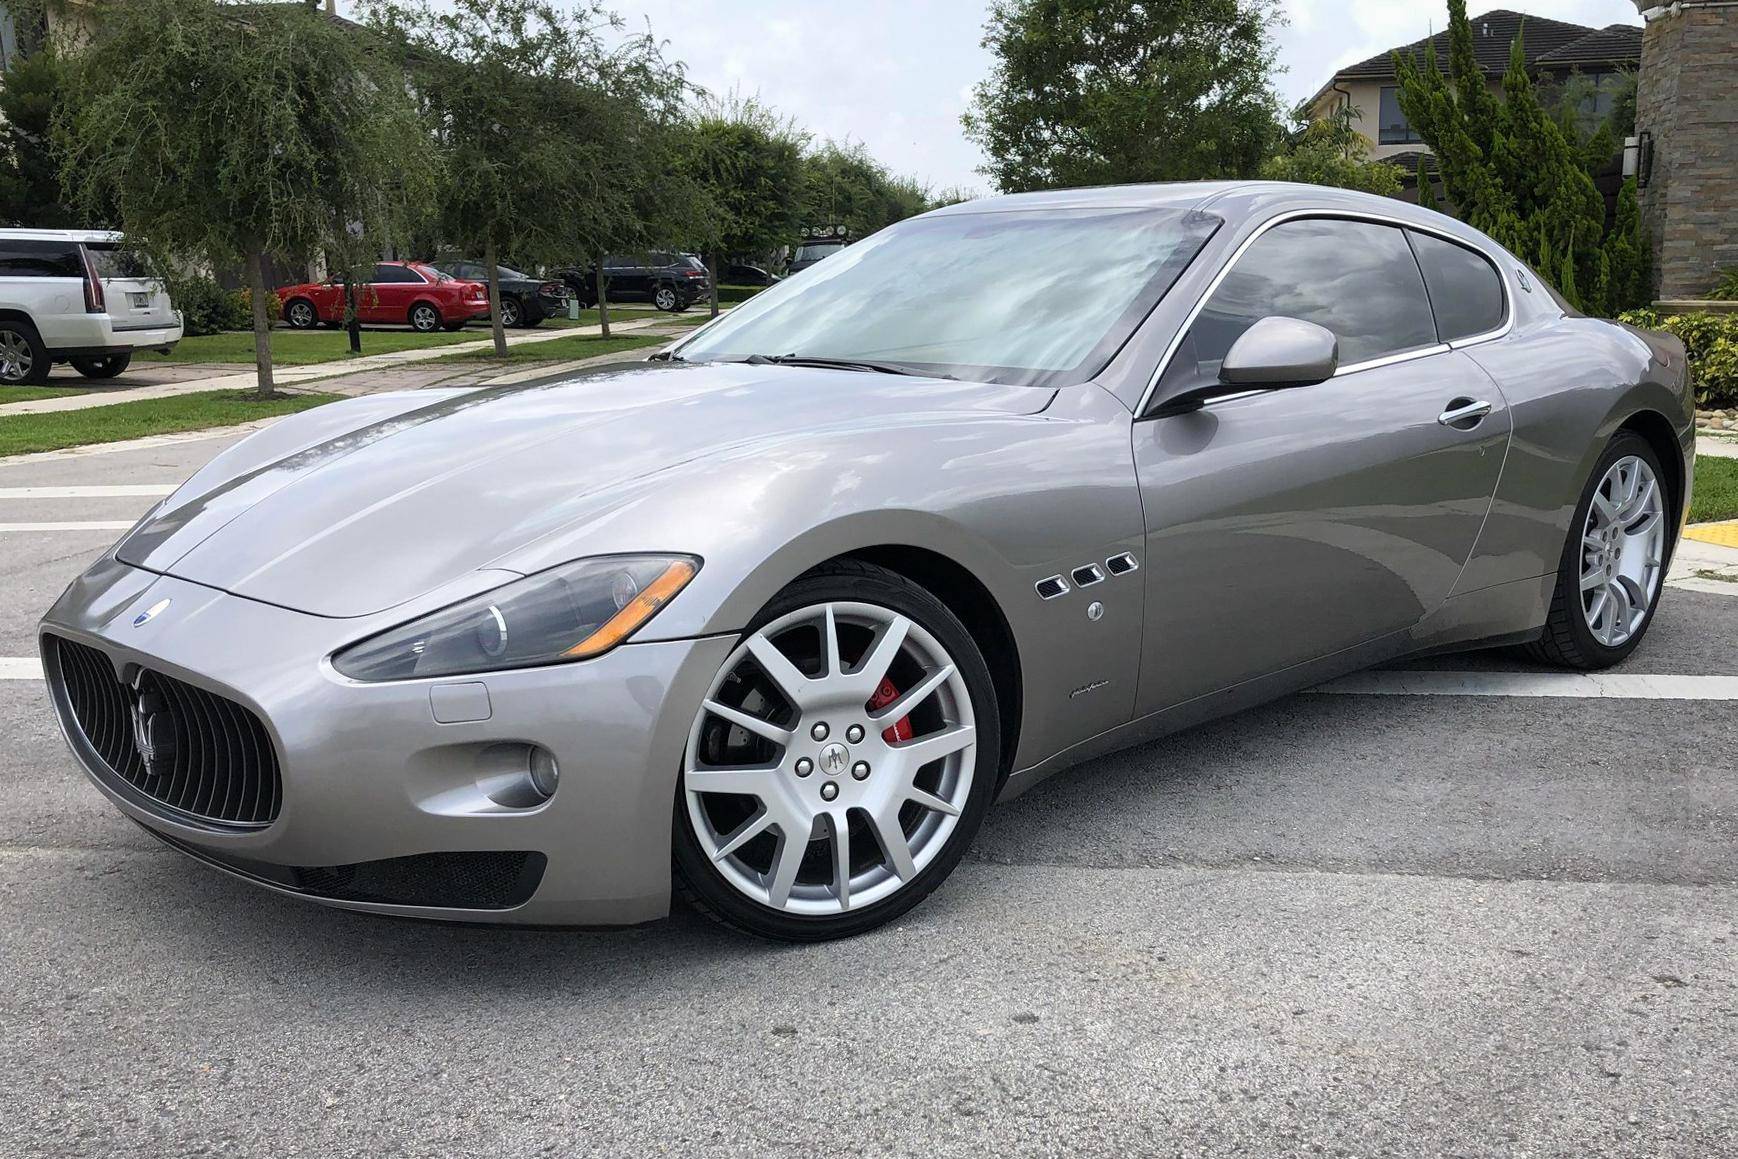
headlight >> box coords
[332,554,699,682]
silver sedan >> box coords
[41,182,1694,940]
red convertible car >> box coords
[275,261,490,333]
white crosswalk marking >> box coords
[1314,670,1738,700]
[0,658,44,680]
[0,485,176,499]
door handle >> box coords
[1438,398,1492,429]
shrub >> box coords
[174,276,251,337]
[1620,309,1738,409]
[1710,267,1738,301]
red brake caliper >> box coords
[867,677,912,744]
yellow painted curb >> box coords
[1684,520,1738,548]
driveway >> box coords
[2,418,1735,1157]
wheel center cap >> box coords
[818,742,851,776]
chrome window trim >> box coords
[1136,208,1515,418]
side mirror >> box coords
[1151,316,1339,416]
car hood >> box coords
[117,361,1055,617]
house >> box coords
[1304,10,1642,165]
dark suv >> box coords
[561,252,710,312]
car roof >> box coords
[0,228,124,244]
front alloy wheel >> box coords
[674,564,999,940]
[0,326,41,384]
[285,299,318,329]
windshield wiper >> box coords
[741,353,954,380]
[646,350,685,362]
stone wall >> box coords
[1635,4,1738,301]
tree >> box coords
[1393,0,1648,315]
[0,46,79,228]
[962,0,1283,192]
[1259,102,1402,197]
[361,0,690,354]
[685,93,807,316]
[54,0,431,396]
[799,142,932,239]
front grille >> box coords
[49,635,282,828]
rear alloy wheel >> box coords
[0,323,49,385]
[499,297,522,328]
[409,303,441,333]
[69,353,132,379]
[284,298,319,329]
[1527,433,1669,669]
[674,563,1000,940]
[653,284,680,312]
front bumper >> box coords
[40,557,731,926]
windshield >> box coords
[792,242,843,263]
[679,207,1219,386]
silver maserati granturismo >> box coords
[42,183,1693,940]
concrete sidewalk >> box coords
[0,314,691,417]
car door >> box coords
[1131,215,1512,715]
[365,263,422,323]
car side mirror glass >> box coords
[1150,316,1339,418]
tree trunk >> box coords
[707,250,720,319]
[244,248,275,399]
[485,238,508,357]
[344,275,362,355]
[595,263,610,338]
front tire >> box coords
[0,321,50,385]
[1526,432,1670,669]
[673,561,1000,941]
[284,298,320,330]
[69,353,132,379]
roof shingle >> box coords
[1332,9,1616,82]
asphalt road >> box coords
[3,422,1736,1158]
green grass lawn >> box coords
[445,333,669,365]
[0,384,95,405]
[136,328,482,366]
[0,390,334,457]
[1692,454,1738,523]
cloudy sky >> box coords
[338,1,1644,195]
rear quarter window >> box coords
[1407,230,1506,340]
[0,240,82,278]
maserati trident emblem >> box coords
[132,597,171,628]
[818,742,850,776]
[128,676,175,780]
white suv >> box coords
[0,229,183,386]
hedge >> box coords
[1618,309,1738,409]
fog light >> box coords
[528,746,560,798]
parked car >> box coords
[427,260,567,328]
[275,261,488,333]
[787,230,849,276]
[0,229,181,384]
[40,183,1694,942]
[723,263,780,286]
[560,252,710,312]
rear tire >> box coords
[499,297,522,328]
[1525,431,1670,670]
[408,302,441,333]
[69,353,132,379]
[653,284,680,312]
[0,320,49,385]
[673,560,1001,941]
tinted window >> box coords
[0,239,82,278]
[1173,218,1437,382]
[1379,86,1421,145]
[85,243,156,279]
[372,264,425,284]
[1408,230,1505,341]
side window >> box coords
[0,240,82,278]
[1168,217,1438,387]
[1407,230,1506,341]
